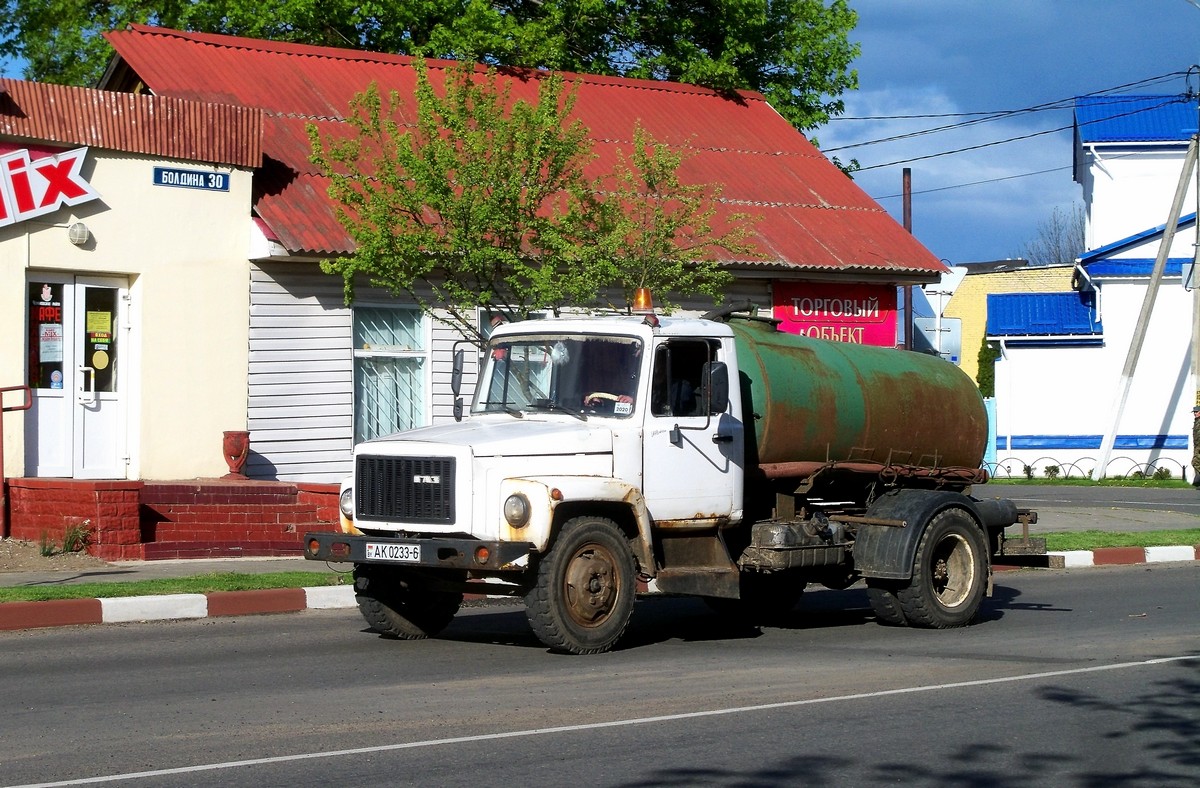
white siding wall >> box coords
[248,264,355,482]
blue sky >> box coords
[818,0,1200,264]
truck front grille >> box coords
[355,455,456,524]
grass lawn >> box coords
[0,571,348,604]
[1035,529,1200,552]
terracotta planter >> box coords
[222,430,250,479]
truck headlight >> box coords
[503,493,530,527]
[339,488,354,519]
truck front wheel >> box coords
[354,566,464,639]
[524,516,637,655]
[896,509,988,628]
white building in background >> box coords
[989,95,1197,480]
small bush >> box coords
[62,522,91,553]
[1023,464,1034,480]
[1152,466,1172,481]
[38,522,92,557]
[1043,465,1060,480]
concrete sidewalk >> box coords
[1,503,1197,632]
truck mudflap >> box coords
[303,531,534,572]
[853,489,1021,581]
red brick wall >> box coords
[8,479,143,560]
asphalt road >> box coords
[979,483,1200,533]
[1,563,1196,787]
[996,483,1200,512]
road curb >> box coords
[0,585,357,632]
[1,547,1197,632]
[1046,544,1200,569]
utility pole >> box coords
[1096,136,1198,477]
[1179,0,1200,486]
[902,167,913,350]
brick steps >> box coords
[139,480,340,559]
[6,478,340,561]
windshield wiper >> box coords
[531,399,587,421]
[480,400,525,418]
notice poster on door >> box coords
[773,281,898,347]
[28,282,65,388]
[39,322,63,362]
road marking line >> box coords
[9,654,1199,788]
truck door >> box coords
[641,338,744,524]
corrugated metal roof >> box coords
[1082,258,1187,278]
[103,24,945,275]
[1075,95,1198,144]
[0,77,262,168]
[986,291,1102,337]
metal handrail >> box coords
[1,384,32,538]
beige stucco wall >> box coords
[945,265,1075,384]
[0,148,253,480]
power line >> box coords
[871,165,1071,200]
[849,95,1191,172]
[821,72,1191,156]
[828,71,1184,123]
[867,131,1177,201]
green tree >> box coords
[1,0,858,132]
[310,60,751,343]
[976,338,1000,397]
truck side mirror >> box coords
[451,347,464,396]
[703,361,729,414]
[450,344,467,422]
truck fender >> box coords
[506,476,655,574]
[854,488,1002,580]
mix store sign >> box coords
[0,146,100,228]
[773,282,898,347]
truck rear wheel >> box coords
[896,509,987,628]
[354,566,463,639]
[865,581,907,626]
[525,516,636,655]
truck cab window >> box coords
[651,340,714,417]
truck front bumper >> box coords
[302,531,534,572]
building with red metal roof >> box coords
[100,24,945,280]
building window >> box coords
[353,306,427,442]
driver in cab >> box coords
[582,342,639,415]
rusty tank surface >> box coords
[728,318,988,475]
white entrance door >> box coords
[25,274,128,479]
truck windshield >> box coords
[474,334,643,418]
